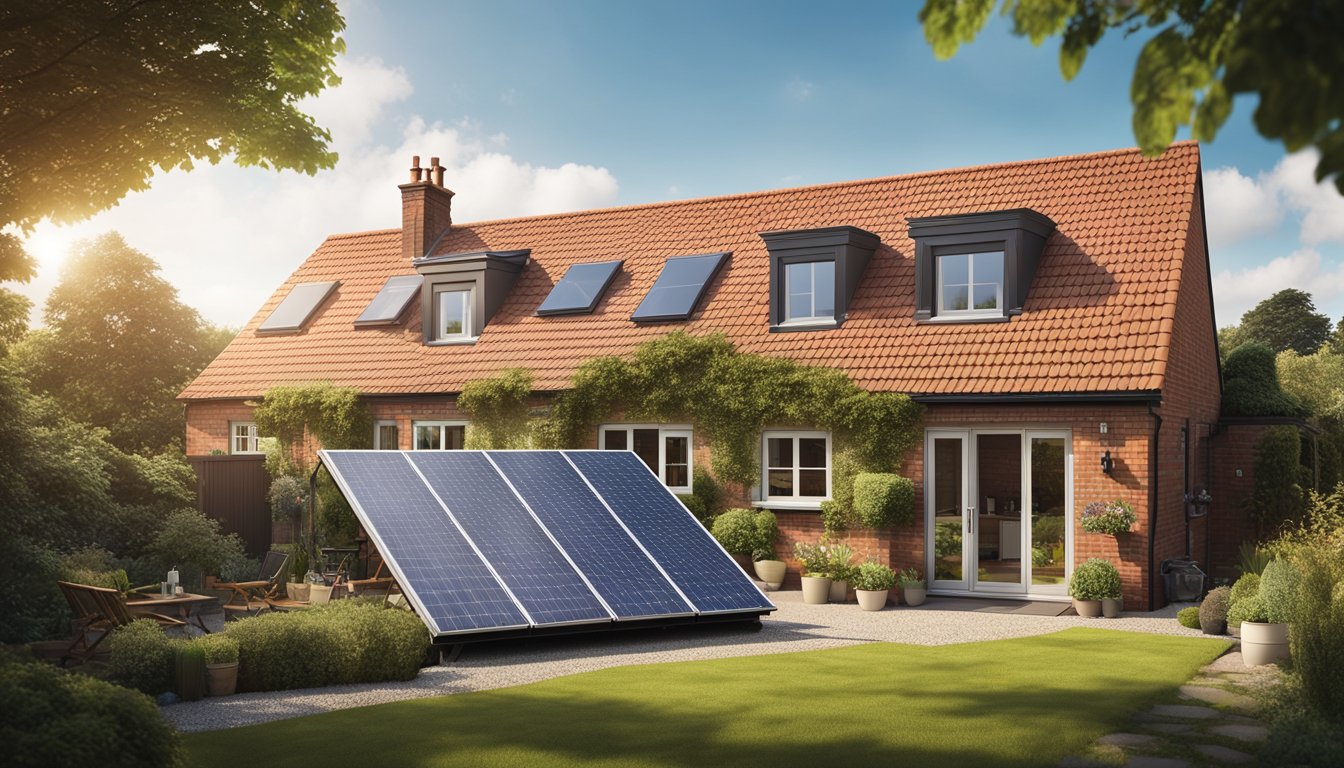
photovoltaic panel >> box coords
[630,252,729,322]
[319,451,528,634]
[407,451,612,626]
[355,274,421,326]
[258,281,339,332]
[487,451,694,619]
[565,450,774,614]
[536,260,621,316]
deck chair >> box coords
[217,550,289,616]
[344,561,397,605]
[57,581,185,665]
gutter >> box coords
[911,390,1162,405]
[1148,403,1163,610]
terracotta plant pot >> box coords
[801,575,831,604]
[1241,622,1290,667]
[856,589,889,611]
[206,662,239,696]
[1102,597,1123,618]
[287,582,310,602]
[829,579,850,603]
[903,586,927,607]
[1073,599,1103,618]
[753,559,786,590]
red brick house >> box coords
[181,142,1224,610]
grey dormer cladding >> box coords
[413,249,530,341]
[760,226,880,331]
[906,208,1055,322]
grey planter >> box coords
[1073,599,1103,618]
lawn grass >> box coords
[185,628,1230,768]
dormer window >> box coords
[433,285,473,341]
[761,226,878,332]
[936,250,1004,317]
[414,249,529,345]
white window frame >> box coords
[373,420,400,450]
[411,420,469,451]
[431,285,474,343]
[598,424,694,493]
[760,430,831,505]
[936,250,1004,317]
[230,421,261,455]
[781,260,836,324]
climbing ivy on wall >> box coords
[459,333,924,529]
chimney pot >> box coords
[431,158,444,188]
[409,155,422,183]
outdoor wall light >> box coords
[1100,450,1115,475]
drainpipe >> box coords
[1182,421,1191,559]
[1147,404,1163,611]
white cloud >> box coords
[16,56,618,328]
[1212,248,1344,324]
[1205,150,1344,249]
[1267,151,1344,245]
[1203,166,1281,250]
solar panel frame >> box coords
[630,252,729,322]
[355,274,422,326]
[536,260,622,316]
[258,281,339,333]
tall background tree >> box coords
[920,1,1344,194]
[1222,288,1333,357]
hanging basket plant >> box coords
[1080,499,1137,535]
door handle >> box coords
[967,507,975,534]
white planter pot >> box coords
[829,579,849,603]
[1102,597,1123,618]
[903,586,927,607]
[308,584,333,605]
[856,589,889,611]
[801,576,831,604]
[753,560,786,590]
[1241,622,1290,667]
[1073,599,1103,618]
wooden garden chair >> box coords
[216,550,289,616]
[343,561,398,605]
[57,581,184,665]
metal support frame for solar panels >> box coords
[565,450,774,613]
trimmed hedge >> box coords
[1177,606,1202,629]
[223,600,430,692]
[0,653,183,768]
[108,619,178,695]
[710,508,778,561]
[852,473,915,528]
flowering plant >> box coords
[1080,499,1137,535]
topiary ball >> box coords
[1177,606,1202,629]
[1198,586,1231,633]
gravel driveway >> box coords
[164,592,1227,733]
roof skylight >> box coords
[536,260,622,316]
[630,252,729,322]
[258,281,339,333]
[355,275,422,326]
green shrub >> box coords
[825,542,857,582]
[897,567,924,588]
[145,508,247,589]
[710,508,778,561]
[194,633,239,665]
[1222,343,1307,417]
[267,474,309,524]
[108,620,178,695]
[1254,426,1308,526]
[223,601,429,692]
[677,493,708,523]
[1177,606,1202,629]
[1261,686,1344,767]
[0,535,65,644]
[819,499,856,532]
[1068,558,1122,601]
[1230,572,1261,608]
[0,654,183,768]
[851,561,896,591]
[793,541,828,577]
[1236,541,1272,575]
[1286,541,1344,721]
[852,473,915,528]
[1229,594,1269,625]
[691,466,723,518]
[1199,585,1232,629]
[1259,558,1300,624]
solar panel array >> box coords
[319,449,774,638]
[259,281,339,332]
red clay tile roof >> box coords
[180,142,1205,401]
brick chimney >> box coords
[399,155,454,260]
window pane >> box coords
[415,425,440,450]
[632,428,659,472]
[664,435,688,464]
[767,469,793,496]
[785,261,812,294]
[943,284,968,311]
[665,464,689,488]
[767,437,792,469]
[972,283,999,310]
[445,426,465,450]
[603,430,627,450]
[436,290,469,338]
[798,438,828,468]
[798,469,827,497]
[814,261,835,317]
[377,424,399,450]
[939,253,969,285]
[974,251,1004,284]
[787,291,813,320]
[664,435,689,487]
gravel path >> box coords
[164,592,1229,733]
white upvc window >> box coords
[782,260,836,323]
[230,421,261,455]
[373,420,400,450]
[599,424,693,493]
[432,285,473,342]
[762,430,831,501]
[412,420,467,450]
[936,250,1004,316]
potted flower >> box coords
[825,542,856,603]
[851,562,896,611]
[711,508,781,584]
[794,542,831,604]
[1069,558,1121,618]
[195,634,240,696]
[897,568,926,607]
[1198,585,1231,635]
[1228,559,1296,667]
[1080,499,1137,535]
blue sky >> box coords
[19,1,1344,330]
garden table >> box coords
[126,592,219,633]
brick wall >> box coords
[185,401,260,456]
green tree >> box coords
[1235,289,1332,356]
[1332,318,1344,356]
[920,1,1344,193]
[17,233,224,454]
[0,0,345,283]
